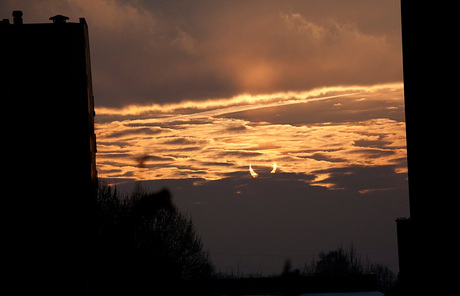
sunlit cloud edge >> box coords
[95,82,403,117]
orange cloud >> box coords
[95,84,406,184]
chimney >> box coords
[49,15,69,24]
[12,11,23,25]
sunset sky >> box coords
[2,0,408,274]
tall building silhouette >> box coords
[396,1,442,294]
[1,12,97,294]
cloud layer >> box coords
[95,84,407,186]
[1,0,402,107]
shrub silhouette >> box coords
[311,245,364,276]
[302,245,396,292]
[94,183,213,295]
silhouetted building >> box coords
[395,1,442,294]
[1,11,96,294]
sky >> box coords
[2,0,408,274]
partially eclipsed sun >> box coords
[249,163,277,178]
[249,164,259,178]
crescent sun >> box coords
[249,164,258,178]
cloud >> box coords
[94,84,406,182]
[138,155,175,162]
[161,136,208,146]
[223,124,248,133]
[1,0,402,107]
[105,127,162,138]
[218,85,405,125]
[308,153,348,163]
[312,165,408,192]
[216,150,264,158]
[95,83,403,118]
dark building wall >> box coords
[2,16,96,186]
[1,13,97,294]
[396,1,448,294]
[395,218,415,279]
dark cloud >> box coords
[223,124,248,133]
[105,127,162,138]
[313,165,408,192]
[97,140,131,148]
[309,153,348,163]
[353,138,392,149]
[346,148,396,159]
[99,152,131,159]
[167,146,203,152]
[217,150,263,158]
[0,0,402,107]
[161,137,208,145]
[102,168,123,174]
[201,161,235,167]
[139,155,175,162]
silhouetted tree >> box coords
[312,245,364,276]
[302,245,396,292]
[94,183,214,295]
[371,261,397,292]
